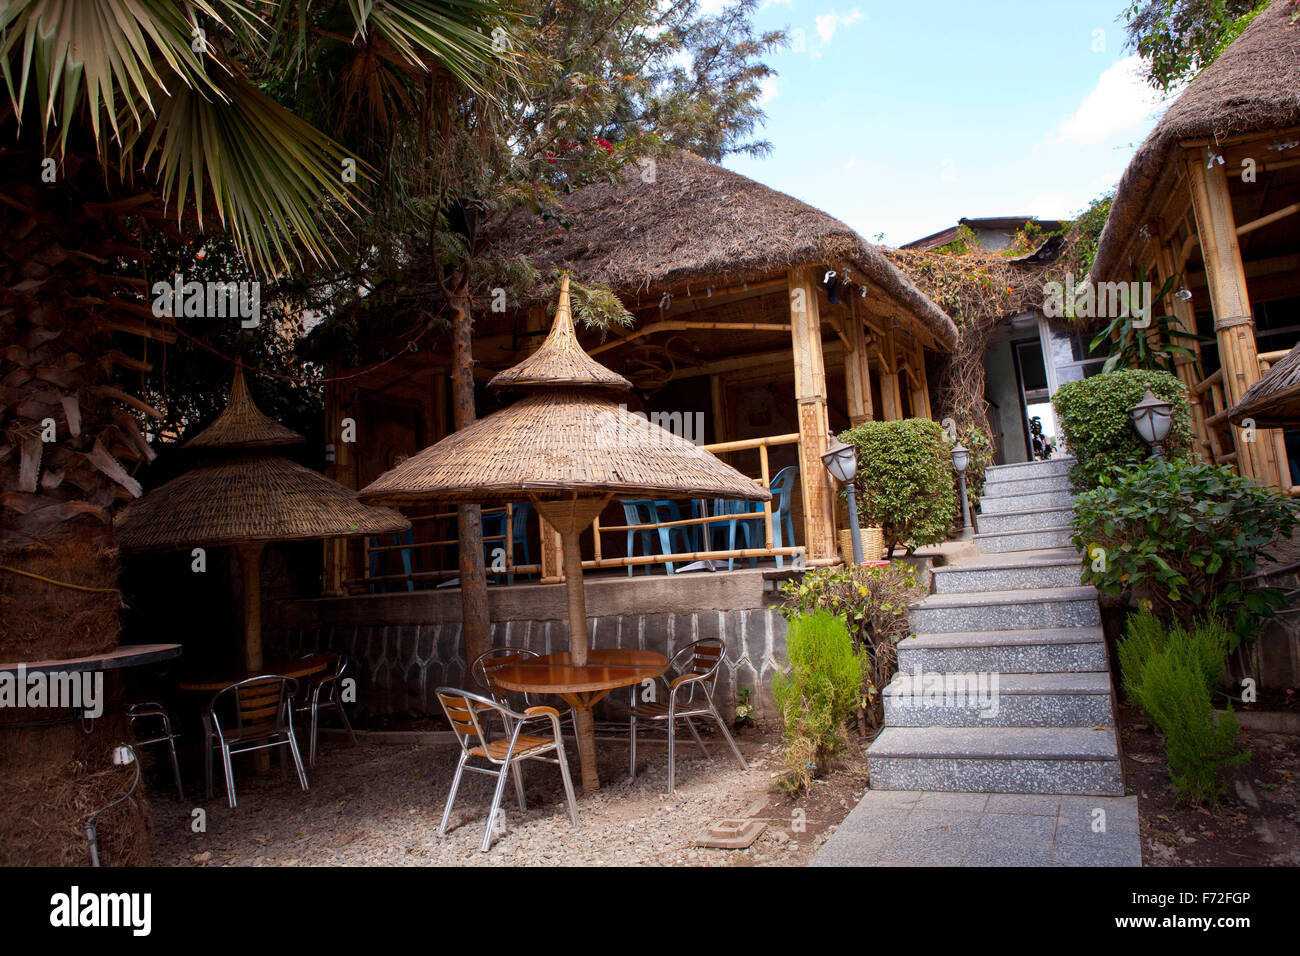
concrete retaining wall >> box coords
[267,570,789,722]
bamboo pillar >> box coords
[879,330,903,421]
[787,267,837,564]
[1185,149,1284,487]
[909,341,932,420]
[239,541,267,672]
[845,303,875,425]
[1155,237,1211,461]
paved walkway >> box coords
[811,790,1141,867]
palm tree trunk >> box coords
[448,278,491,680]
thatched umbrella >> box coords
[115,370,409,672]
[1229,341,1300,428]
[359,275,767,784]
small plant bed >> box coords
[1119,702,1300,866]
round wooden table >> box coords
[178,655,331,693]
[489,648,668,792]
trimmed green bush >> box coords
[839,417,956,555]
[1072,458,1299,636]
[778,561,926,726]
[1118,612,1249,805]
[772,611,869,792]
[1052,368,1194,490]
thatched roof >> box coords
[359,279,768,506]
[114,453,409,551]
[1091,1,1300,281]
[185,368,304,449]
[496,150,958,349]
[1228,340,1300,427]
[490,276,632,391]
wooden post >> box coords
[879,330,903,421]
[845,301,875,425]
[532,494,610,792]
[1155,237,1211,461]
[322,379,346,596]
[1185,149,1284,486]
[239,541,266,672]
[909,341,932,420]
[787,267,837,564]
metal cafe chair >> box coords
[471,647,577,738]
[435,687,580,852]
[292,652,358,766]
[204,675,308,809]
[126,700,185,800]
[628,637,747,793]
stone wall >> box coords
[267,570,789,723]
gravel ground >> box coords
[149,730,865,866]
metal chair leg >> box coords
[712,708,747,770]
[338,700,358,747]
[553,739,580,828]
[439,752,468,836]
[166,731,185,801]
[287,732,309,792]
[221,745,237,809]
[666,712,676,793]
[481,762,515,852]
[628,714,638,778]
[512,761,527,811]
[683,715,709,758]
[309,699,320,767]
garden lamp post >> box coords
[822,439,863,564]
[1129,389,1173,459]
[952,442,974,541]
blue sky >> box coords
[718,0,1174,246]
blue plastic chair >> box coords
[620,499,695,575]
[369,530,419,592]
[482,502,533,583]
[710,465,800,569]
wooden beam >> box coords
[844,300,874,425]
[788,267,837,564]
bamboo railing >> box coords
[346,431,807,590]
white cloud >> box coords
[1054,55,1166,146]
[815,8,865,45]
[758,75,779,104]
[843,157,857,170]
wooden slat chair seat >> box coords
[204,675,308,809]
[628,638,747,793]
[436,687,580,852]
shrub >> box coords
[1052,368,1194,490]
[1119,612,1249,805]
[771,612,870,792]
[778,561,926,725]
[1073,458,1299,638]
[839,418,956,554]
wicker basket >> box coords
[840,527,885,564]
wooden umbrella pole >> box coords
[561,529,589,667]
[239,541,267,673]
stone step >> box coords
[981,473,1073,496]
[983,457,1075,482]
[911,586,1100,633]
[977,505,1075,535]
[974,525,1075,553]
[882,671,1115,727]
[898,627,1108,673]
[866,726,1124,795]
[931,550,1083,593]
[979,488,1074,514]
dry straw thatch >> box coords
[116,371,408,552]
[1229,339,1300,427]
[115,453,410,551]
[361,276,768,506]
[184,367,304,449]
[1091,0,1300,281]
[496,150,958,349]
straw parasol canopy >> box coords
[359,275,768,789]
[115,371,408,671]
[1229,340,1300,428]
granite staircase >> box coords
[866,456,1124,796]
